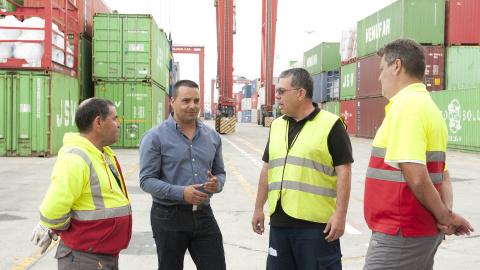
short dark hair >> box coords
[377,38,425,81]
[278,68,314,100]
[173,80,199,99]
[75,97,114,133]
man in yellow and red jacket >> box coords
[363,38,474,270]
[31,98,132,270]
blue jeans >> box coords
[150,202,226,270]
[267,226,342,270]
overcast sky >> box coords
[104,0,394,100]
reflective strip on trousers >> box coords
[268,180,337,198]
[269,156,336,176]
[63,148,106,210]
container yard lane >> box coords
[1,121,479,270]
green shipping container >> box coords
[0,70,78,157]
[445,46,480,90]
[357,0,445,59]
[340,62,356,100]
[303,42,341,75]
[325,101,341,117]
[430,88,480,153]
[93,14,170,88]
[78,35,93,102]
[1,0,23,12]
[95,81,166,148]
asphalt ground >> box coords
[1,120,479,270]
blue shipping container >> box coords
[312,73,328,103]
[327,69,340,101]
[242,110,252,123]
[242,84,252,98]
[205,112,211,119]
[252,78,259,94]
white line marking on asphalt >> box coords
[222,136,263,168]
[345,222,362,234]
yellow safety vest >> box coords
[268,110,340,223]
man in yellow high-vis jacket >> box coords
[252,68,353,269]
[31,98,132,270]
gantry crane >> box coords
[214,0,277,132]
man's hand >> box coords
[324,212,346,242]
[183,184,208,205]
[251,208,265,235]
[204,171,219,193]
[438,212,474,236]
[30,221,58,254]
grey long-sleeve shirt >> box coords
[139,113,226,206]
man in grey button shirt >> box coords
[139,80,226,270]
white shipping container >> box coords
[252,108,258,124]
[242,98,252,111]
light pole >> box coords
[305,30,315,49]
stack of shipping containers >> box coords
[241,84,252,122]
[251,78,259,124]
[354,0,445,138]
[339,27,357,136]
[430,0,480,152]
[0,0,82,156]
[303,42,341,112]
[93,13,170,148]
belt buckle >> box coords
[192,205,198,211]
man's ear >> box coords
[93,116,102,130]
[298,88,306,101]
[394,59,403,75]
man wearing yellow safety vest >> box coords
[31,98,132,269]
[363,38,474,270]
[252,68,353,269]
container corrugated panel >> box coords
[252,78,259,94]
[340,100,357,136]
[430,88,480,152]
[312,72,328,103]
[93,14,170,88]
[242,110,251,123]
[87,0,112,38]
[356,97,389,138]
[251,93,258,108]
[303,42,341,75]
[327,69,340,101]
[340,62,356,100]
[78,35,93,102]
[446,0,480,46]
[357,55,382,98]
[235,93,242,112]
[252,108,258,123]
[242,84,252,98]
[0,70,78,157]
[94,81,166,148]
[325,101,340,116]
[242,98,252,111]
[424,46,444,91]
[165,92,171,118]
[1,0,22,11]
[236,111,241,123]
[357,0,445,59]
[445,46,480,90]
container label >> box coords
[127,30,148,34]
[134,106,145,119]
[139,69,148,74]
[365,18,390,43]
[115,101,122,108]
[56,100,77,127]
[342,73,355,88]
[157,47,163,67]
[22,60,41,67]
[157,102,163,125]
[20,104,31,113]
[441,98,480,143]
[306,54,317,68]
[129,44,145,51]
[37,79,41,118]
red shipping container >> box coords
[251,93,259,108]
[234,93,242,112]
[357,47,445,98]
[340,100,357,136]
[356,97,389,138]
[446,0,480,45]
[24,0,112,38]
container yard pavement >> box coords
[2,121,480,270]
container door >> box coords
[95,82,125,147]
[6,73,50,156]
[93,14,122,80]
[0,73,9,156]
[122,83,152,148]
[123,15,152,81]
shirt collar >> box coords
[167,112,203,131]
[386,83,427,112]
[283,102,320,123]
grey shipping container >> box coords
[327,69,340,101]
[312,73,328,103]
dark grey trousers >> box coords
[55,240,119,270]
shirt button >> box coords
[191,145,193,147]
[192,159,195,162]
[195,174,197,176]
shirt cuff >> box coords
[385,159,426,170]
[170,185,186,201]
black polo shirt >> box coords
[262,103,354,228]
